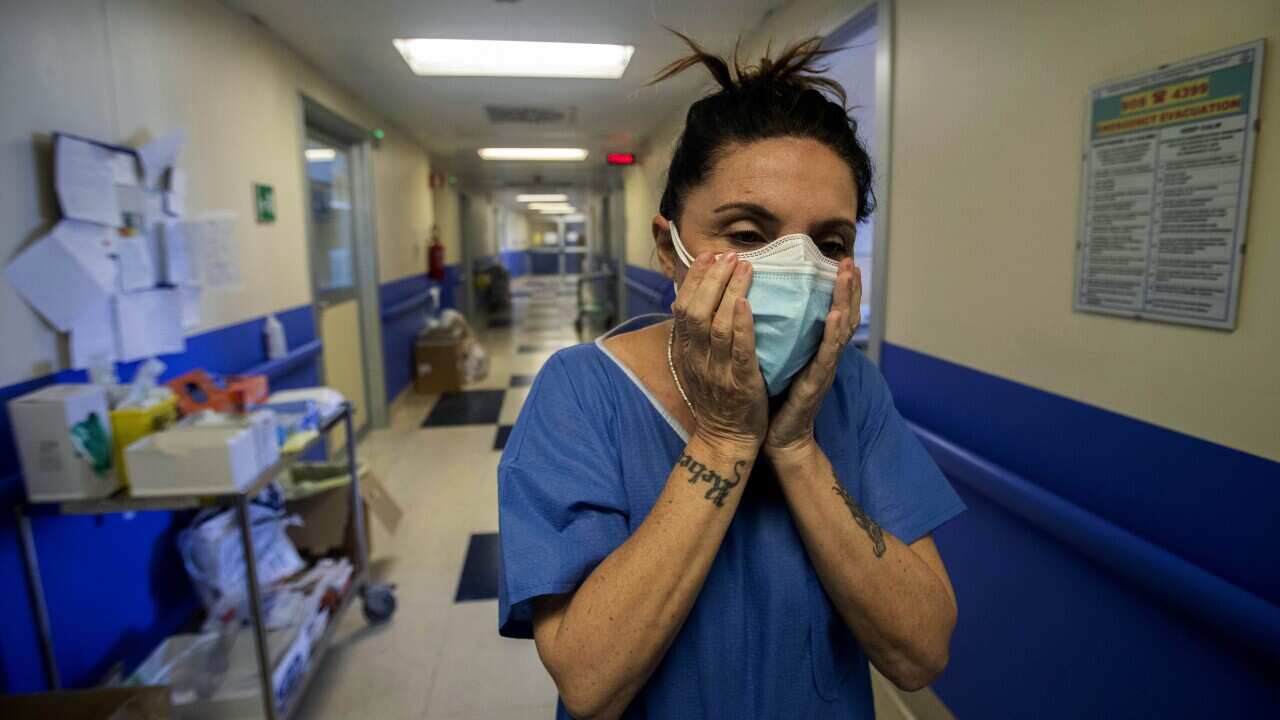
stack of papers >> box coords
[3,130,219,367]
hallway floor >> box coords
[293,276,581,719]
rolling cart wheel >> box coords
[362,583,397,623]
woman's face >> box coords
[654,136,860,283]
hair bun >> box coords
[651,30,847,107]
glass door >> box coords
[306,132,371,440]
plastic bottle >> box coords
[264,314,288,360]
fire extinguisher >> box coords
[427,225,445,280]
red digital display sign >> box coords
[606,153,636,165]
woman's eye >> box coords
[728,231,767,246]
[819,242,848,259]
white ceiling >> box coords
[223,0,787,191]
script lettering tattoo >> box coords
[676,455,745,507]
[833,485,886,557]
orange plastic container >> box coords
[167,370,269,415]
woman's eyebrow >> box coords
[814,218,858,236]
[712,202,779,221]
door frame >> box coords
[822,0,892,365]
[298,94,388,431]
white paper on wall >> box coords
[116,233,157,291]
[54,135,123,227]
[69,299,119,368]
[164,169,187,217]
[115,288,185,361]
[112,151,140,187]
[159,220,199,285]
[201,211,242,288]
[180,285,202,330]
[138,130,185,189]
[3,220,117,331]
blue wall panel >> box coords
[879,342,1280,716]
[623,264,674,319]
[377,266,459,404]
[499,251,530,278]
[0,305,319,694]
[530,252,560,276]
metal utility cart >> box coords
[14,402,396,720]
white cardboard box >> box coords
[125,426,262,497]
[7,384,118,502]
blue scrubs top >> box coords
[498,315,964,718]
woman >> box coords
[498,35,964,719]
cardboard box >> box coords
[125,426,261,496]
[7,384,119,502]
[0,686,170,720]
[287,472,401,558]
[110,396,179,487]
[414,327,465,394]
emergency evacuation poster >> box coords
[1074,41,1263,329]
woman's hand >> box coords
[765,258,862,457]
[672,251,769,450]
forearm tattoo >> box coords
[676,454,745,507]
[833,485,887,558]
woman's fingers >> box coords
[709,261,751,364]
[831,258,855,334]
[684,253,739,351]
[730,297,760,385]
[851,263,863,333]
[672,251,713,348]
[792,308,846,400]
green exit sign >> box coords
[254,183,276,223]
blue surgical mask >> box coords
[670,223,837,396]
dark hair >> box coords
[650,33,875,225]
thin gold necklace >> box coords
[667,323,697,420]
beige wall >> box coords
[0,0,435,386]
[626,0,1278,461]
[432,183,463,266]
[888,0,1279,461]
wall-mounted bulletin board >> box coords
[1073,40,1264,330]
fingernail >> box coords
[724,252,737,263]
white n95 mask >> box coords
[670,223,838,396]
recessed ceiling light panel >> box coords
[516,194,569,203]
[394,39,634,79]
[478,148,588,161]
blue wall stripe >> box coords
[880,343,1280,604]
[377,266,459,404]
[911,421,1280,662]
[499,250,531,278]
[880,342,1280,716]
[624,264,674,319]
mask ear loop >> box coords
[669,223,696,268]
[669,223,696,295]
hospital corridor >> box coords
[1,1,1278,719]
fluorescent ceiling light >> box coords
[516,193,568,203]
[393,39,634,79]
[478,147,588,162]
[305,148,336,162]
[528,203,576,212]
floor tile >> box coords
[422,602,559,717]
[423,390,506,427]
[517,342,566,354]
[493,425,513,451]
[498,388,530,425]
[455,533,501,602]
